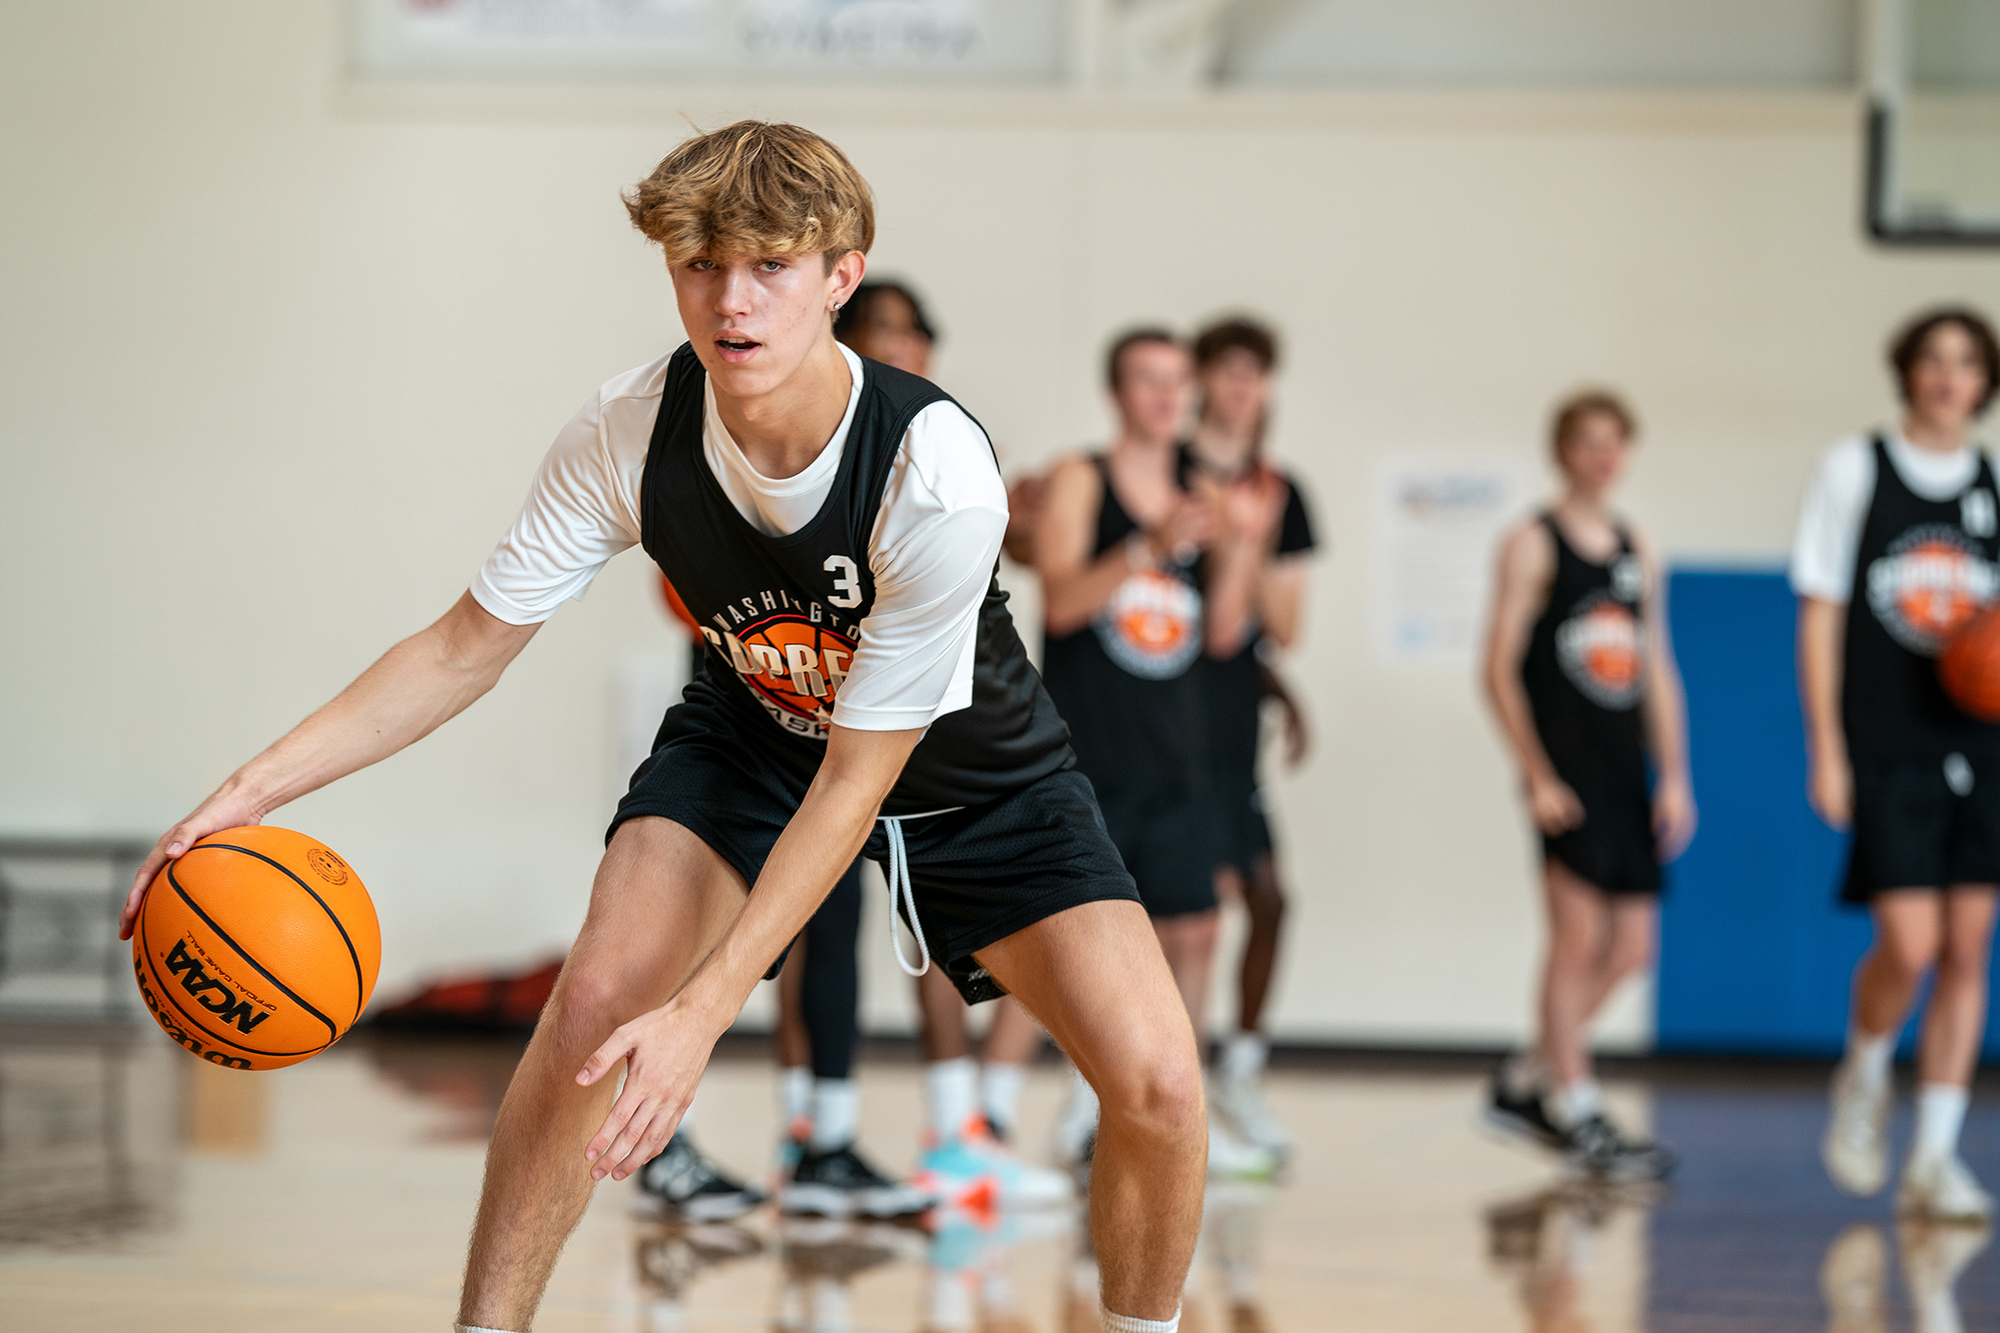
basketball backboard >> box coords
[1865,0,2000,244]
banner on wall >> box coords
[352,0,1065,79]
[1370,457,1528,667]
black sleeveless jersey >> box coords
[1039,453,1208,804]
[637,343,1073,816]
[1842,434,2000,763]
[1521,514,1648,794]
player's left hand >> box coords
[576,1001,718,1182]
[1652,775,1698,861]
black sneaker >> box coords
[1564,1114,1677,1183]
[1483,1067,1568,1151]
[779,1142,938,1218]
[636,1131,767,1221]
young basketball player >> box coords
[1793,306,2000,1221]
[119,122,1206,1333]
[1480,391,1693,1181]
[1036,329,1276,1178]
[1185,318,1316,1160]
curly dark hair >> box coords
[832,281,937,346]
[1192,317,1279,373]
[1890,306,2000,416]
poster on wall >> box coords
[1370,458,1528,668]
[351,0,1064,80]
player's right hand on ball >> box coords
[120,784,268,940]
[1526,774,1585,836]
[1808,753,1853,830]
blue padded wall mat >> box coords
[1653,566,2000,1058]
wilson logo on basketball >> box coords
[1095,569,1202,680]
[132,955,254,1068]
[1556,592,1646,710]
[702,611,857,740]
[1866,525,2000,656]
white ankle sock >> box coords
[1101,1307,1180,1333]
[981,1061,1027,1133]
[1913,1083,1970,1166]
[928,1056,979,1139]
[1845,1026,1895,1088]
[809,1078,859,1152]
[1552,1079,1602,1129]
[1220,1032,1267,1083]
[780,1065,812,1131]
[456,1324,518,1332]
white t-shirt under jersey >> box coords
[1790,431,1986,603]
[471,343,1008,731]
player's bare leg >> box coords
[458,817,748,1329]
[979,900,1206,1319]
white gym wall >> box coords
[6,0,1999,1048]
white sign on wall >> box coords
[1371,457,1528,667]
[353,0,1064,79]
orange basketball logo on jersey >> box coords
[1556,592,1646,710]
[1095,568,1202,680]
[701,609,856,739]
[1865,525,2000,655]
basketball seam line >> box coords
[167,862,341,1047]
[195,841,368,1026]
[139,899,331,1058]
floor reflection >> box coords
[6,1033,2000,1333]
[0,1028,172,1248]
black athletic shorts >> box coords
[1095,786,1223,919]
[609,704,1141,1004]
[1843,752,2000,903]
[1210,771,1275,877]
[1541,786,1661,897]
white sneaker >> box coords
[1898,1154,1997,1223]
[1823,1063,1891,1197]
[1818,1223,1887,1333]
[1213,1072,1292,1159]
[1207,1121,1278,1180]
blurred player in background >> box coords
[824,281,1070,1210]
[1794,306,2000,1221]
[1184,318,1316,1160]
[1036,329,1276,1178]
[1480,391,1693,1181]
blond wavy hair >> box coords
[624,121,875,269]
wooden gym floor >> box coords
[1,1027,1996,1332]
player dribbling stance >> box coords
[118,122,1206,1333]
[1480,392,1694,1182]
[1794,306,2000,1222]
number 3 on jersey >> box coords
[824,555,862,608]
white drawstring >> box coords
[879,816,931,977]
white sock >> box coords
[1845,1026,1895,1088]
[1101,1308,1180,1333]
[780,1065,813,1133]
[928,1056,979,1139]
[809,1078,858,1152]
[1552,1079,1602,1129]
[981,1062,1027,1133]
[1913,1083,1970,1167]
[457,1325,519,1332]
[1220,1032,1268,1083]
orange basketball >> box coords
[1941,603,2000,722]
[130,827,381,1071]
